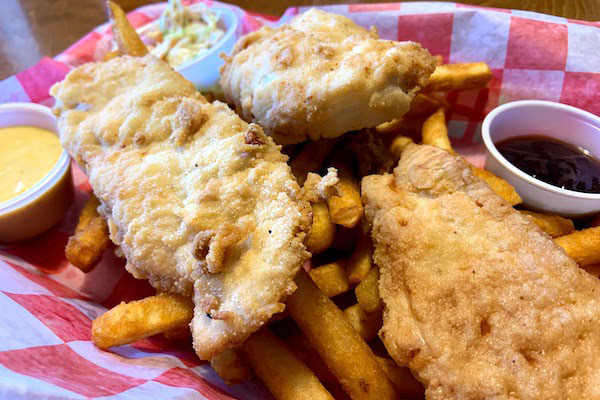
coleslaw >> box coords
[138,0,225,68]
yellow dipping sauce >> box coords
[0,126,62,203]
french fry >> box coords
[375,357,424,399]
[242,328,334,400]
[286,270,397,399]
[92,293,193,349]
[107,1,148,57]
[327,158,363,228]
[422,108,455,154]
[211,348,251,385]
[346,231,373,284]
[328,180,363,228]
[427,91,451,109]
[343,304,382,342]
[389,135,414,161]
[406,93,446,117]
[520,210,575,238]
[65,194,110,272]
[555,226,600,266]
[424,62,492,92]
[355,267,382,314]
[433,54,443,66]
[285,330,341,388]
[103,50,120,61]
[375,119,403,136]
[290,139,339,185]
[375,117,425,137]
[309,260,350,298]
[471,167,522,206]
[306,202,336,254]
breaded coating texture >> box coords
[220,9,436,144]
[51,55,311,360]
[362,144,600,400]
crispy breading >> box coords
[50,55,311,360]
[220,9,436,144]
[362,144,600,399]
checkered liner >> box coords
[0,1,598,398]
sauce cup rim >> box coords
[481,100,600,200]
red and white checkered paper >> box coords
[0,1,598,398]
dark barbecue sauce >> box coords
[496,135,600,194]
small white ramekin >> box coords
[174,6,239,91]
[136,5,238,91]
[482,100,600,218]
[0,102,73,242]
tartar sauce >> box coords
[0,126,62,203]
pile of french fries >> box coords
[64,3,600,399]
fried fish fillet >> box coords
[220,9,436,144]
[50,55,311,360]
[362,144,600,399]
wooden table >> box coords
[1,0,598,80]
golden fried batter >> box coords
[362,144,600,399]
[220,9,436,144]
[51,55,311,360]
